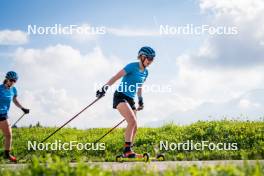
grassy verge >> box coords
[0,120,263,162]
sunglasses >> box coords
[9,79,16,83]
[146,56,154,61]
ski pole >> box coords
[93,119,125,144]
[18,96,102,161]
[81,118,126,156]
[88,109,140,145]
[40,97,102,143]
[81,109,140,156]
[11,113,26,128]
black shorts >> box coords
[0,114,8,121]
[113,91,136,110]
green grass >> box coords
[0,120,264,162]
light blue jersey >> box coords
[117,61,148,98]
[0,84,17,115]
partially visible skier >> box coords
[96,46,155,158]
[0,71,30,162]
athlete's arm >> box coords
[96,69,126,98]
[13,96,30,114]
[137,87,142,97]
[106,69,126,86]
[13,96,23,109]
[137,87,144,111]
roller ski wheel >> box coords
[143,153,150,162]
[115,152,150,162]
[116,154,123,162]
[156,154,165,161]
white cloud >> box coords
[0,30,28,45]
[239,99,252,109]
[71,24,100,42]
[8,44,125,128]
[176,54,264,100]
[194,0,264,68]
[166,0,264,107]
[145,0,264,126]
[200,0,264,21]
[146,89,264,127]
[71,24,159,41]
[107,27,159,37]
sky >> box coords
[1,0,264,128]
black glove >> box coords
[96,85,109,98]
[21,108,30,114]
[137,97,144,111]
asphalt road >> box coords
[1,160,263,171]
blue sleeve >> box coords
[123,63,135,74]
[13,87,17,97]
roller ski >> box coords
[115,151,165,162]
